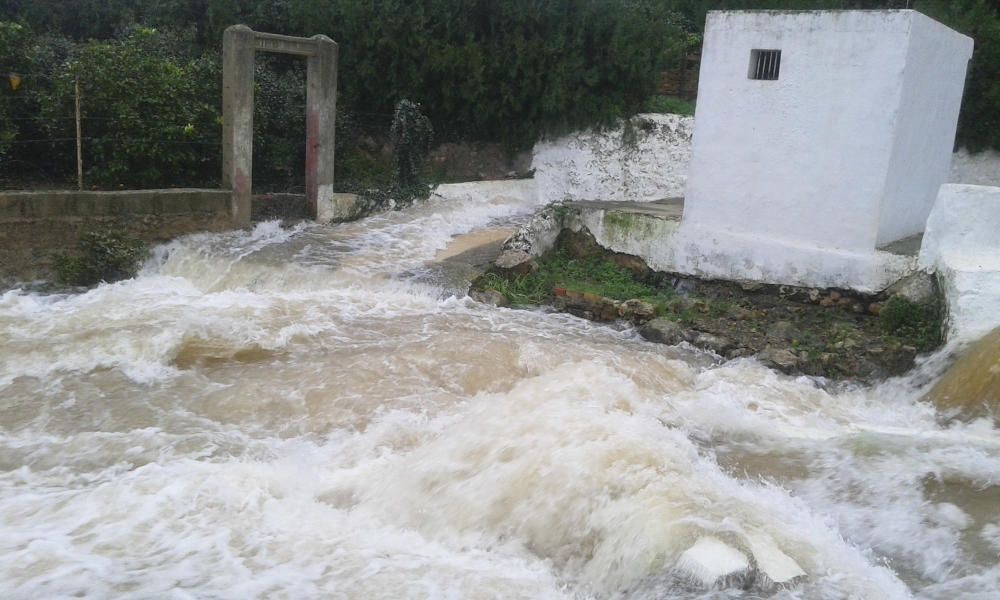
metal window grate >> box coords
[749,49,781,80]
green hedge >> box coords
[3,0,1000,191]
[289,0,687,148]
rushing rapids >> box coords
[0,189,998,599]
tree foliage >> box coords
[917,0,1000,152]
[290,0,687,148]
[3,0,1000,190]
[39,27,222,187]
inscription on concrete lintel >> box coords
[253,32,317,56]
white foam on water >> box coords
[1,187,998,599]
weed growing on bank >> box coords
[880,295,943,352]
[52,231,147,287]
[477,249,674,309]
[472,228,945,381]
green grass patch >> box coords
[477,249,673,308]
[879,296,943,352]
[642,95,695,116]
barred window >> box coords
[749,49,781,80]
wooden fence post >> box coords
[74,75,83,190]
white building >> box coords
[679,10,974,291]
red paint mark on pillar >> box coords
[233,169,251,197]
[305,108,320,218]
[233,168,251,222]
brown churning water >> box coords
[926,327,1000,423]
[0,191,998,599]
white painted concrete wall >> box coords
[531,114,692,203]
[919,184,1000,341]
[685,10,916,254]
[432,179,539,206]
[879,14,974,245]
[674,10,972,291]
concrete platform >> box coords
[572,198,684,220]
[509,197,918,293]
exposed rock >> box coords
[691,332,733,355]
[729,306,754,321]
[639,318,690,346]
[758,347,799,374]
[470,289,509,308]
[473,215,944,382]
[618,299,657,323]
[833,338,858,350]
[608,253,651,278]
[556,290,620,322]
[558,228,603,259]
[494,249,537,275]
[496,203,568,258]
[768,320,801,341]
[886,271,937,305]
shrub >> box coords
[34,27,222,188]
[879,295,943,351]
[52,231,147,286]
[0,22,30,167]
[916,0,1000,152]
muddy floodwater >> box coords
[1,190,998,599]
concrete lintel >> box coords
[222,25,338,226]
[254,31,321,56]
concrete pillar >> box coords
[222,25,256,227]
[305,36,338,220]
[222,26,338,224]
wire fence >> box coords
[2,76,398,192]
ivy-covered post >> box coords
[390,100,433,188]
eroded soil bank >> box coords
[472,228,944,382]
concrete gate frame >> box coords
[222,25,338,225]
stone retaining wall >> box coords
[1,189,233,282]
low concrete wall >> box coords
[919,184,1000,341]
[252,193,311,221]
[1,188,233,282]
